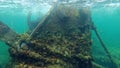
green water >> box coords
[0,5,50,67]
[92,7,120,68]
[0,41,10,68]
[0,5,120,68]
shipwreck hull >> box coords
[6,5,93,68]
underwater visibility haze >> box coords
[0,0,120,68]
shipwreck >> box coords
[0,4,106,68]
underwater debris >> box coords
[92,22,118,68]
[0,4,105,68]
[0,21,19,49]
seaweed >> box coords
[0,4,104,68]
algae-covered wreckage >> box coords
[0,4,104,68]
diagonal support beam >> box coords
[0,21,19,47]
[30,4,56,38]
